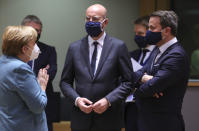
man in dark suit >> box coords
[125,16,155,131]
[22,15,58,131]
[133,10,190,131]
[60,4,134,131]
[129,16,155,65]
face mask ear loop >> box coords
[161,28,166,40]
[31,59,35,70]
[100,19,106,31]
[161,27,167,33]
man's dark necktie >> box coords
[91,41,98,75]
[150,47,160,71]
[140,49,149,65]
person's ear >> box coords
[104,18,108,25]
[21,46,27,54]
[102,18,108,28]
[164,27,171,35]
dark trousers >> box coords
[137,112,185,131]
[47,121,53,131]
[124,102,138,131]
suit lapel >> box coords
[80,36,93,78]
[150,42,179,74]
[156,42,178,64]
[94,35,113,79]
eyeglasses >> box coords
[85,16,105,22]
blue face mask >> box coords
[85,20,105,37]
[145,30,162,45]
[134,35,147,48]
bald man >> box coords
[60,4,135,131]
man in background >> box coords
[130,15,155,65]
[22,15,59,131]
[125,15,155,131]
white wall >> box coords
[0,0,139,91]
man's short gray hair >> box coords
[21,15,42,28]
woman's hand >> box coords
[37,68,49,91]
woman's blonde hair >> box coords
[2,25,37,56]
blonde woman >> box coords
[0,26,49,131]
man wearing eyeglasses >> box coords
[60,4,135,131]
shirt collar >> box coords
[159,37,177,54]
[145,45,155,52]
[88,32,106,47]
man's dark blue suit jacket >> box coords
[60,35,134,130]
[129,49,142,62]
[134,42,189,131]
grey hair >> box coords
[151,10,178,36]
[21,15,42,28]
